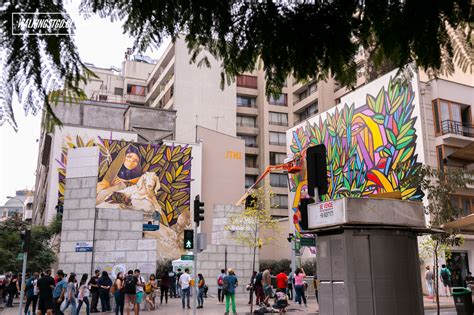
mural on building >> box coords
[289,76,423,236]
[96,140,193,259]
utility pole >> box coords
[19,229,31,315]
[192,222,198,315]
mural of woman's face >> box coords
[124,152,140,170]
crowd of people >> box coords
[1,265,315,315]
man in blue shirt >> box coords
[52,270,67,315]
[24,272,39,315]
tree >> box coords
[0,0,472,129]
[401,164,474,315]
[225,186,280,313]
[0,214,62,273]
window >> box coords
[98,94,108,101]
[269,112,288,126]
[237,75,258,89]
[245,155,257,168]
[269,132,286,146]
[270,152,286,165]
[237,115,257,127]
[436,146,444,171]
[126,84,146,96]
[299,101,318,121]
[245,175,257,188]
[241,135,257,147]
[236,95,257,107]
[270,173,288,188]
[451,195,474,217]
[114,87,123,96]
[272,194,289,209]
[308,82,317,94]
[433,99,472,136]
[298,90,308,102]
[268,93,287,106]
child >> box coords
[273,289,289,314]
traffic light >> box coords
[20,229,31,253]
[183,229,194,250]
[306,144,328,200]
[193,195,205,226]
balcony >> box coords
[269,121,288,127]
[438,120,474,147]
[245,167,260,176]
[237,122,258,135]
[293,90,318,113]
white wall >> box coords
[174,38,237,142]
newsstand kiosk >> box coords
[307,197,426,315]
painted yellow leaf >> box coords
[176,165,184,177]
[166,200,173,214]
[165,172,173,184]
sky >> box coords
[0,2,169,204]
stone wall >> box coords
[58,147,156,277]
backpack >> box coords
[255,272,263,286]
[123,275,136,294]
[218,275,224,286]
[145,282,153,294]
[441,269,450,282]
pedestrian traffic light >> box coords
[306,144,328,200]
[20,229,31,253]
[183,229,194,250]
[193,195,205,226]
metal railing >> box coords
[237,122,258,128]
[245,143,259,148]
[441,120,474,138]
[269,121,288,126]
[237,103,257,108]
[269,141,286,146]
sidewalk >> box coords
[0,295,319,315]
[423,295,455,310]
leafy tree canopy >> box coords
[0,0,472,129]
[0,214,61,273]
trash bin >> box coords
[452,287,473,315]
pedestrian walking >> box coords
[179,269,191,309]
[424,266,434,298]
[439,264,452,297]
[61,274,77,315]
[248,271,257,305]
[262,267,273,307]
[159,269,170,305]
[217,269,226,304]
[112,272,124,315]
[294,268,307,307]
[176,269,183,298]
[168,269,177,298]
[98,271,112,312]
[144,274,157,310]
[287,270,294,300]
[313,276,320,303]
[123,271,138,315]
[254,269,264,306]
[37,270,55,315]
[133,270,145,313]
[197,274,205,309]
[76,274,90,315]
[6,274,19,307]
[224,268,238,315]
[88,270,100,313]
[25,272,39,315]
[52,270,67,315]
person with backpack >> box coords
[25,272,39,315]
[98,271,112,312]
[112,272,124,315]
[144,274,157,310]
[61,274,77,315]
[224,268,238,315]
[439,264,452,297]
[197,274,205,309]
[217,269,226,304]
[37,270,55,315]
[123,270,138,315]
[76,274,90,315]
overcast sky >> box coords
[0,2,169,204]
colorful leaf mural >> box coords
[289,77,423,236]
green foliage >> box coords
[0,214,62,273]
[260,259,291,274]
[155,259,173,277]
[300,260,317,276]
[0,0,472,129]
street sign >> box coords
[75,241,93,252]
[181,255,194,261]
[294,240,301,251]
[143,224,159,231]
[300,237,316,247]
[17,253,24,260]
